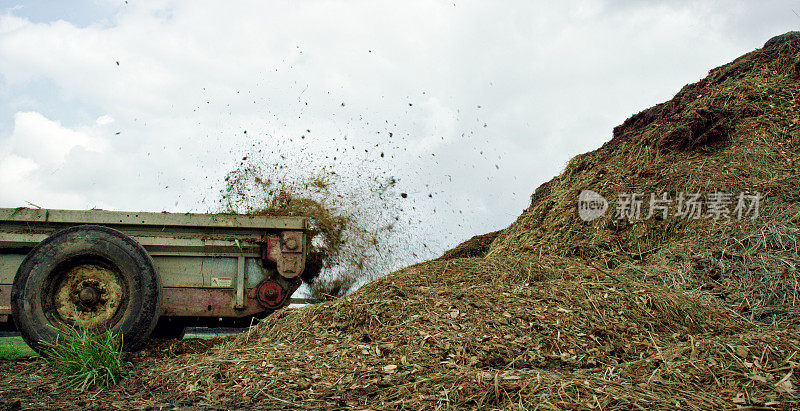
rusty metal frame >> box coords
[0,285,10,317]
[160,287,265,317]
[263,231,306,279]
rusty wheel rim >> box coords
[45,258,128,330]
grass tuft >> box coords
[38,324,123,390]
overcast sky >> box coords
[0,0,798,259]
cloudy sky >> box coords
[0,0,798,259]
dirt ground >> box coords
[0,338,221,410]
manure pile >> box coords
[136,258,796,409]
[127,32,800,409]
[490,32,800,324]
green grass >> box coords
[0,336,36,360]
[38,325,123,390]
[0,328,236,363]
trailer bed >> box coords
[0,208,309,325]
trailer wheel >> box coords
[11,225,161,352]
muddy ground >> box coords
[0,338,220,410]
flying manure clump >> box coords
[220,162,405,298]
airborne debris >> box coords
[220,161,408,298]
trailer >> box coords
[0,208,310,352]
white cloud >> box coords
[95,115,114,126]
[4,111,109,163]
[0,111,113,206]
[0,154,36,187]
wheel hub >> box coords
[78,285,100,305]
[256,281,284,308]
[53,263,125,329]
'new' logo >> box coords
[578,190,608,222]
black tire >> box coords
[11,225,161,352]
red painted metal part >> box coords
[263,231,305,279]
[159,231,307,316]
[254,281,284,308]
[161,287,264,317]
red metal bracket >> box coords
[262,231,306,279]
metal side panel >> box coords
[0,207,307,230]
[0,254,24,285]
[0,284,9,316]
[152,255,268,288]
